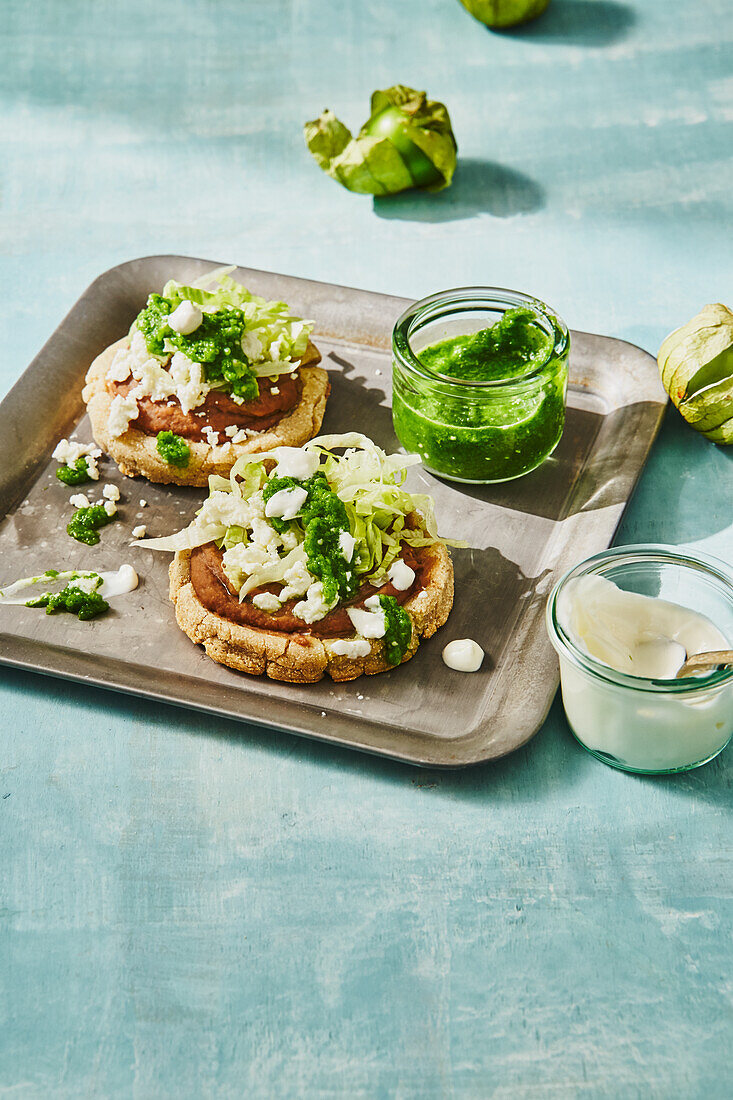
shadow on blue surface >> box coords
[3,664,729,805]
[499,0,636,47]
[616,405,733,547]
[373,159,545,223]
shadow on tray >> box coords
[325,350,659,523]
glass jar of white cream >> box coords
[546,545,733,773]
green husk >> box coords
[458,0,551,28]
[304,85,457,196]
[658,303,733,445]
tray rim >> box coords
[0,254,668,768]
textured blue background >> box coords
[1,1,732,1096]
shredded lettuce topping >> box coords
[133,268,314,404]
[139,434,462,644]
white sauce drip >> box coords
[272,447,321,481]
[557,575,727,678]
[264,486,308,521]
[442,639,484,673]
[167,300,203,335]
[347,597,387,639]
[389,558,415,592]
[554,573,732,771]
[339,531,357,563]
[0,564,138,605]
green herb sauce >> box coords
[66,505,116,545]
[393,307,568,483]
[137,293,259,401]
[26,577,109,620]
[263,473,358,603]
[379,594,412,665]
[56,456,92,486]
[156,430,191,468]
[418,308,553,382]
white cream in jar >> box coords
[554,574,732,771]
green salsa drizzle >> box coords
[67,505,116,545]
[262,473,358,604]
[156,430,191,468]
[136,293,259,401]
[26,575,109,620]
[379,594,412,666]
[56,456,92,486]
[419,308,553,382]
[393,306,568,483]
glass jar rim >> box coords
[392,285,570,391]
[546,544,733,694]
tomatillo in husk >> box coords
[458,0,551,28]
[658,303,733,445]
[304,85,457,196]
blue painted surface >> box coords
[1,1,732,1095]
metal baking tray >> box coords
[0,256,667,766]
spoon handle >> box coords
[676,650,733,678]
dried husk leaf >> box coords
[658,303,733,444]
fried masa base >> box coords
[82,337,329,486]
[169,543,454,683]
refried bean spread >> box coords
[190,543,426,636]
[107,373,302,442]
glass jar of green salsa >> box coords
[392,287,570,483]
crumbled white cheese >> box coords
[279,560,313,601]
[265,486,308,522]
[167,299,203,335]
[103,500,117,517]
[231,429,251,444]
[280,529,300,552]
[292,581,335,624]
[201,489,266,532]
[252,591,281,613]
[132,525,147,538]
[73,573,102,595]
[106,330,211,417]
[85,455,100,481]
[389,558,415,591]
[224,425,239,438]
[52,439,102,466]
[202,425,221,447]
[271,387,280,395]
[339,531,357,563]
[346,599,387,638]
[139,499,147,507]
[102,484,120,502]
[108,393,140,437]
[132,357,178,403]
[330,638,372,658]
[168,352,210,414]
[69,493,91,509]
[272,447,320,481]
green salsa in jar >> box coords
[392,288,570,483]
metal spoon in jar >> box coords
[676,650,733,678]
